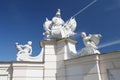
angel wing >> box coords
[90,34,102,45]
[43,18,52,31]
[64,18,77,32]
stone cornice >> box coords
[40,38,77,47]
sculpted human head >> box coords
[28,41,32,45]
[52,9,64,25]
[15,42,18,45]
[81,32,86,38]
[55,9,61,18]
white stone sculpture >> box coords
[15,41,32,61]
[15,41,43,61]
[43,9,77,40]
[79,32,102,56]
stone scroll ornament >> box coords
[43,9,77,40]
[80,32,102,56]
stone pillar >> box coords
[41,40,57,80]
[56,39,77,80]
[41,38,77,80]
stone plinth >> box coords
[40,38,77,80]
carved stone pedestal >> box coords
[40,38,77,80]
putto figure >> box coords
[15,41,32,61]
[43,9,77,40]
[80,32,102,56]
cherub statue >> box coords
[43,9,77,40]
[80,32,102,55]
[15,41,32,61]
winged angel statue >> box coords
[43,9,77,40]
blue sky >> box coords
[0,0,120,61]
